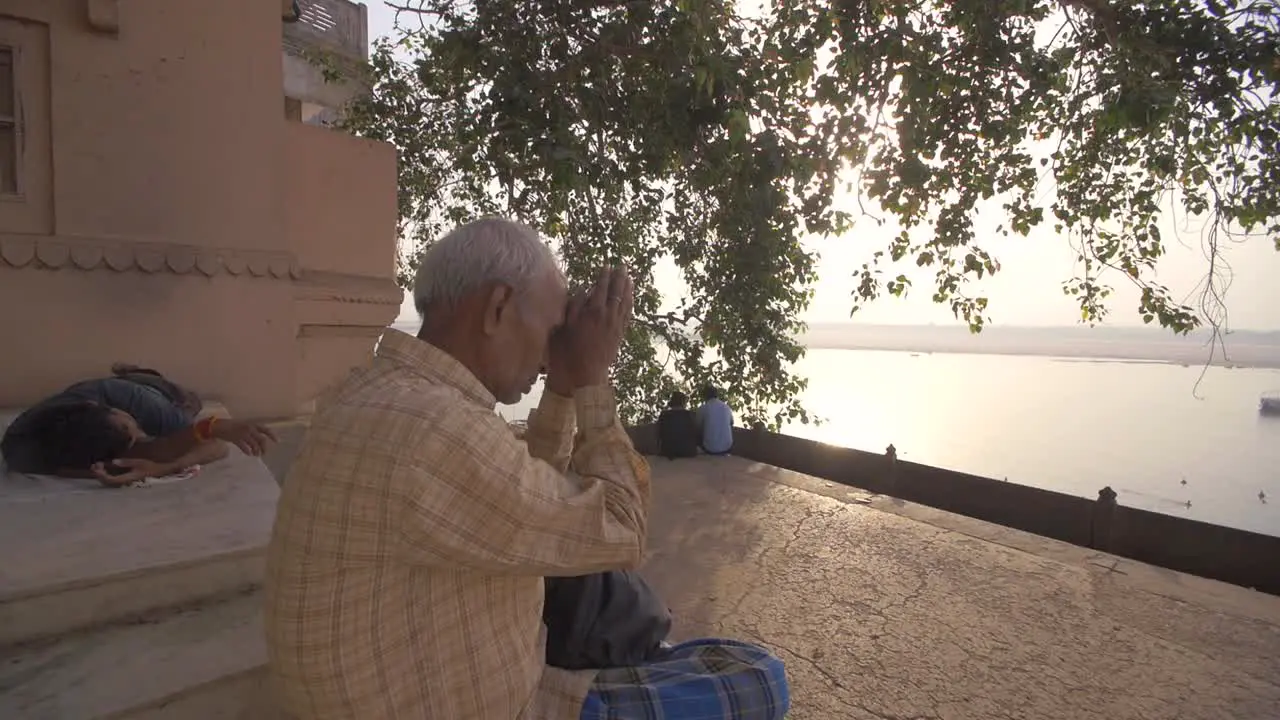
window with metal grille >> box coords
[0,18,51,234]
[0,46,17,195]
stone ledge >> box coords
[0,446,279,645]
[0,590,268,720]
[0,549,264,649]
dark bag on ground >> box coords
[543,570,672,670]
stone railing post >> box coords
[1091,486,1118,552]
[740,421,764,460]
[884,443,898,495]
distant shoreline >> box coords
[798,323,1280,371]
[801,342,1280,370]
[388,320,1280,370]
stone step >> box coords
[0,450,280,646]
[0,589,277,720]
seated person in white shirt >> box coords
[695,385,734,455]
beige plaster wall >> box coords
[285,120,400,409]
[285,122,396,280]
[0,0,398,418]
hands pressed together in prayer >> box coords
[545,267,634,396]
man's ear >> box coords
[482,283,515,336]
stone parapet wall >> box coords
[628,423,1280,595]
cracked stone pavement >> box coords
[640,455,1280,720]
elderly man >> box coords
[264,218,788,719]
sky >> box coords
[365,3,1280,332]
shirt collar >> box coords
[376,329,497,409]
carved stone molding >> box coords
[297,324,388,339]
[0,234,302,279]
[0,236,405,313]
[293,270,403,306]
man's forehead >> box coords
[541,268,568,298]
[526,268,568,320]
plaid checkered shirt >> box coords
[264,330,651,719]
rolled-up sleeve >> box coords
[522,390,576,473]
[396,385,650,576]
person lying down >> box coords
[1,364,277,486]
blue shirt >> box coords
[56,378,192,436]
[1,378,192,473]
[695,399,734,454]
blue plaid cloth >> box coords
[580,638,790,720]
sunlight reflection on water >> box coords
[782,350,1280,536]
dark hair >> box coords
[29,402,133,471]
[667,392,688,409]
[701,385,719,401]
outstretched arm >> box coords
[129,417,276,464]
[93,418,277,486]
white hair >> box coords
[412,217,560,317]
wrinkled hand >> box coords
[544,294,583,397]
[91,457,171,487]
[212,420,278,456]
[549,267,634,390]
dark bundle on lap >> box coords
[543,570,672,670]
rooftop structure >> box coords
[282,0,369,126]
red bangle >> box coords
[193,417,218,441]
